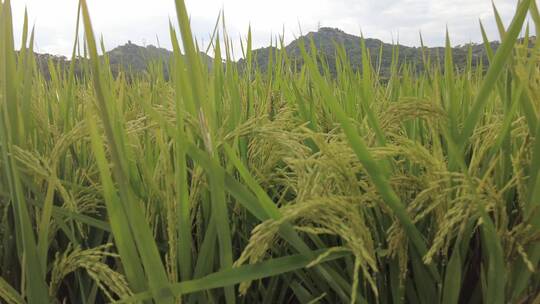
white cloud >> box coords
[10,0,527,57]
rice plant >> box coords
[0,0,539,303]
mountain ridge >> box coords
[32,27,528,78]
[240,27,506,76]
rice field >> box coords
[0,0,539,303]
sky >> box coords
[10,0,527,58]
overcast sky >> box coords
[10,0,527,58]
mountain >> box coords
[107,41,214,77]
[34,42,213,79]
[108,42,173,75]
[34,27,527,79]
[242,27,501,77]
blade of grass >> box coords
[116,249,350,303]
[0,1,50,302]
[459,0,532,146]
[79,1,174,301]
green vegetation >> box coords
[1,0,539,303]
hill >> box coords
[242,27,501,76]
[34,42,213,79]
